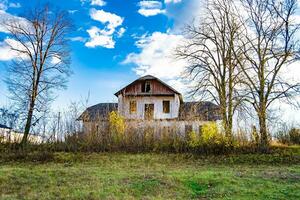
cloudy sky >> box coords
[0,0,202,109]
[0,0,299,124]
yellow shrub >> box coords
[201,122,219,143]
[187,131,199,148]
[199,122,228,145]
[108,111,125,144]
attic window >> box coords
[142,81,151,93]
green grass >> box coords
[0,151,299,200]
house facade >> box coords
[115,75,182,120]
[79,75,221,136]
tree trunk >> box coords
[227,114,233,139]
[258,106,268,151]
[20,101,35,147]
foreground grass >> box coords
[0,150,299,199]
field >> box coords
[0,149,300,200]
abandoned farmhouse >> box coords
[79,75,221,136]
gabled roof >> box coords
[78,103,118,121]
[114,75,182,97]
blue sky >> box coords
[0,0,299,125]
[0,0,201,109]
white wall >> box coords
[0,129,43,144]
[83,120,208,138]
[118,94,181,120]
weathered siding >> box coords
[118,94,181,120]
[82,120,207,138]
[122,79,175,95]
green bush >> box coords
[276,128,300,145]
[289,128,300,144]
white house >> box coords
[79,75,221,136]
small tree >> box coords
[108,111,125,146]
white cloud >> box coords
[0,38,29,61]
[138,1,166,17]
[80,0,88,5]
[0,10,30,34]
[91,0,106,6]
[165,0,204,33]
[117,27,126,38]
[123,32,187,89]
[85,8,125,48]
[138,8,165,17]
[0,7,33,61]
[70,36,87,42]
[90,8,123,31]
[139,0,162,8]
[50,56,61,65]
[85,26,115,48]
[0,40,16,61]
[68,10,78,14]
[0,2,7,10]
[165,0,182,4]
[0,0,21,10]
[8,2,21,8]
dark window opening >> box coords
[163,100,170,113]
[144,104,154,120]
[142,81,151,93]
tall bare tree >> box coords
[177,0,244,138]
[3,5,72,146]
[236,0,300,149]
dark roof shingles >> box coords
[179,101,221,121]
[78,103,118,121]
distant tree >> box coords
[0,106,19,129]
[236,0,300,150]
[3,5,72,146]
[176,0,245,139]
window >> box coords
[144,104,154,120]
[163,100,170,113]
[142,81,151,93]
[130,100,137,114]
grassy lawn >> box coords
[0,151,299,200]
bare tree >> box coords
[176,0,244,138]
[3,5,72,146]
[236,0,300,149]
